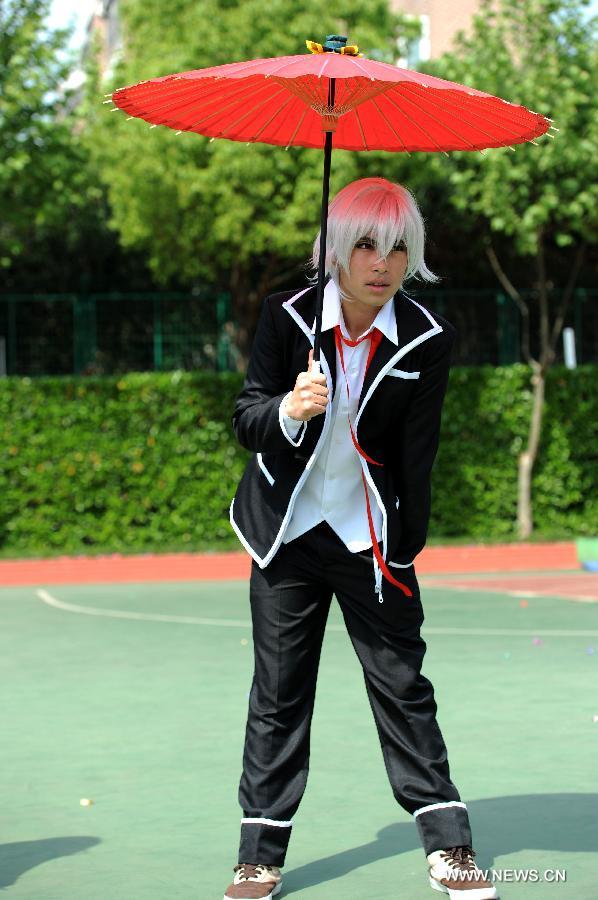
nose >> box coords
[373,256,388,271]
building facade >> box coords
[393,0,481,66]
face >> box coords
[338,236,408,310]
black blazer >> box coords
[229,282,456,570]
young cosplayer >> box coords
[224,177,497,900]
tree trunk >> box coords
[488,231,585,541]
[228,256,305,366]
[228,261,252,367]
[518,228,550,539]
[517,360,545,539]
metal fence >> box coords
[0,289,234,376]
[412,287,596,367]
[0,288,595,376]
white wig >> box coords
[310,177,439,296]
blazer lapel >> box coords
[318,327,337,398]
[284,286,444,414]
[358,332,399,408]
[357,291,444,413]
[283,285,337,399]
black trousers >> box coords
[237,521,472,866]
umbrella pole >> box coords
[313,78,335,372]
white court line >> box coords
[36,590,598,638]
[36,589,252,628]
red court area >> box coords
[421,572,598,603]
[2,541,596,603]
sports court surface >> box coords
[1,542,597,900]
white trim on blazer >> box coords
[229,285,444,578]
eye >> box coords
[354,239,375,250]
[393,240,407,252]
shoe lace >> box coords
[441,845,477,871]
[234,863,273,881]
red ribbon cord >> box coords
[333,325,413,599]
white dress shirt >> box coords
[280,279,398,552]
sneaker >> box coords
[427,845,499,899]
[223,863,282,899]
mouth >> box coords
[367,282,390,287]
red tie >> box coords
[333,325,413,599]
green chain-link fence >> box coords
[0,288,595,375]
[0,289,235,376]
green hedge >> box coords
[1,365,596,557]
[431,364,597,539]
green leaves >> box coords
[1,1,78,265]
[0,371,250,554]
[0,365,596,556]
[423,0,598,257]
[433,363,598,539]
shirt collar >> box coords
[310,278,398,345]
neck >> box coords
[341,299,380,341]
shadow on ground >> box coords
[284,793,598,893]
[0,837,100,889]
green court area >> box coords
[1,578,597,899]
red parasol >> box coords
[108,33,553,367]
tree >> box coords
[421,0,598,538]
[90,0,420,353]
[0,0,126,292]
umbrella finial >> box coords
[324,34,348,52]
[306,35,363,57]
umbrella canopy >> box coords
[108,34,553,364]
[110,40,551,152]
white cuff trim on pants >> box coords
[413,801,467,818]
[241,817,293,827]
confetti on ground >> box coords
[519,600,529,608]
[240,638,248,645]
[79,798,93,807]
[532,637,543,646]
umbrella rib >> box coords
[210,86,290,138]
[183,82,279,131]
[366,61,424,84]
[443,95,548,142]
[115,74,219,98]
[114,80,230,122]
[152,81,281,133]
[318,56,330,79]
[115,77,266,125]
[346,57,377,81]
[113,81,204,113]
[263,57,305,78]
[389,88,482,151]
[398,83,546,142]
[285,105,310,149]
[353,106,368,150]
[414,94,521,146]
[413,88,536,145]
[212,57,288,78]
[369,96,410,154]
[249,93,297,141]
[380,91,450,153]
